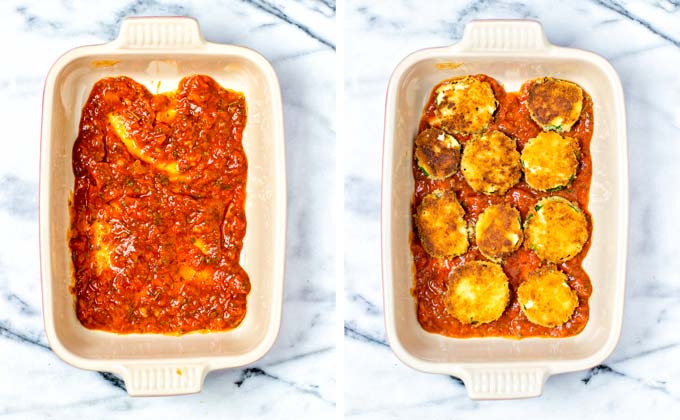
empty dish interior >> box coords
[44,51,284,363]
[387,54,626,365]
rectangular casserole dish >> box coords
[382,20,628,399]
[40,17,286,396]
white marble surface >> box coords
[345,0,680,417]
[0,0,335,418]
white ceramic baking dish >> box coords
[382,20,628,399]
[40,17,286,396]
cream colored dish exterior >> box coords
[40,17,286,396]
[382,20,628,399]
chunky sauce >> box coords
[70,75,249,334]
[411,75,593,338]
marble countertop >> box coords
[345,0,680,418]
[0,0,335,418]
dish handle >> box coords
[120,364,209,396]
[459,366,549,399]
[112,16,206,49]
[456,19,550,52]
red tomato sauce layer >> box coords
[411,75,593,338]
[70,75,249,334]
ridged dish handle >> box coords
[457,20,549,51]
[121,364,209,396]
[460,366,549,399]
[113,17,206,49]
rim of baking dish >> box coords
[39,17,287,377]
[381,19,628,397]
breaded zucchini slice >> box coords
[415,189,469,258]
[475,204,523,262]
[524,197,589,263]
[109,113,186,181]
[445,261,510,325]
[526,77,583,132]
[415,128,461,179]
[521,131,581,191]
[517,265,579,327]
[461,130,521,194]
[429,76,498,135]
[90,220,112,275]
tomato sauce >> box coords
[411,75,593,338]
[69,75,249,334]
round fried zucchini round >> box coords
[415,189,469,258]
[415,128,461,180]
[521,131,581,191]
[526,77,583,132]
[524,196,589,263]
[475,204,523,262]
[461,130,521,194]
[445,261,510,325]
[430,76,498,135]
[517,265,579,327]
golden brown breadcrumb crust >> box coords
[521,131,581,191]
[414,128,461,180]
[517,265,579,327]
[475,204,523,261]
[526,77,583,132]
[461,130,521,194]
[430,76,498,135]
[415,190,469,258]
[445,261,510,325]
[524,196,589,263]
